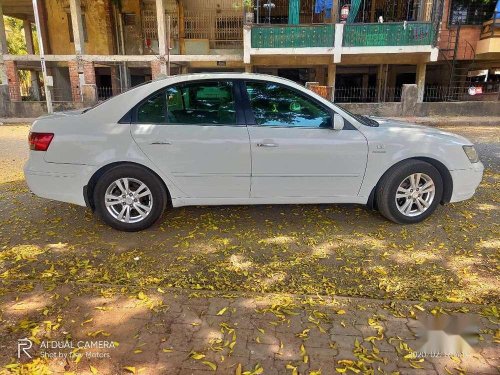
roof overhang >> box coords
[2,0,36,22]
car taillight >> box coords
[29,132,54,151]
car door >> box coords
[131,79,251,198]
[243,80,368,198]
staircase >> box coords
[438,24,477,101]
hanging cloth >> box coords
[289,0,300,24]
[347,0,362,23]
[315,0,325,14]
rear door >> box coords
[243,80,368,198]
[131,80,251,198]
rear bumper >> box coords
[24,155,94,207]
[449,162,484,203]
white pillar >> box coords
[243,25,251,64]
[0,3,8,84]
[334,23,343,63]
[32,0,53,113]
[23,20,35,54]
[69,0,85,55]
[155,0,167,75]
[416,63,426,103]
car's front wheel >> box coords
[376,160,443,224]
[94,165,167,231]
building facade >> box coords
[0,0,498,114]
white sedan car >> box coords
[24,73,483,231]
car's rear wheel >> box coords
[376,160,443,224]
[94,165,167,231]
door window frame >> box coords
[130,79,247,126]
[239,79,339,129]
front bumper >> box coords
[449,162,484,203]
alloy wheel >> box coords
[395,173,435,217]
[104,177,153,223]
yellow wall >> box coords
[45,0,114,55]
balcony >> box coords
[342,22,435,47]
[250,24,335,49]
[476,13,500,58]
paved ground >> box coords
[0,123,498,374]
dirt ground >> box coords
[0,123,498,374]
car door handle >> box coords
[257,142,278,147]
[150,140,172,145]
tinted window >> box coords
[167,81,236,125]
[137,91,166,123]
[136,81,237,125]
[245,81,331,128]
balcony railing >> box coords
[480,12,500,40]
[251,24,335,48]
[343,22,435,47]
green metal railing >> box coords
[251,24,335,48]
[343,22,435,47]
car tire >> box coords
[376,160,443,224]
[93,165,167,231]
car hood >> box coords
[367,117,473,146]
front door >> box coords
[131,80,251,198]
[243,80,368,198]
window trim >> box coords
[131,79,246,126]
[241,80,354,130]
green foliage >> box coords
[4,16,39,92]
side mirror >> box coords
[333,113,345,131]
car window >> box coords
[166,81,236,125]
[137,91,167,123]
[245,81,331,128]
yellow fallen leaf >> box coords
[216,307,228,316]
[202,360,217,371]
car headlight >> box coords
[462,145,479,163]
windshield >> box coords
[337,105,380,127]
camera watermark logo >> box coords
[18,338,33,359]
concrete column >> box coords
[327,63,336,102]
[377,64,388,102]
[243,26,251,64]
[332,1,339,22]
[361,73,369,101]
[0,3,8,85]
[316,66,326,86]
[68,60,82,102]
[178,1,186,55]
[156,0,167,56]
[151,60,162,80]
[81,61,97,104]
[0,84,9,116]
[155,0,168,75]
[23,20,41,100]
[69,0,85,55]
[334,23,343,63]
[245,64,253,73]
[5,61,21,101]
[401,84,418,116]
[24,20,35,54]
[110,65,120,95]
[416,63,426,103]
